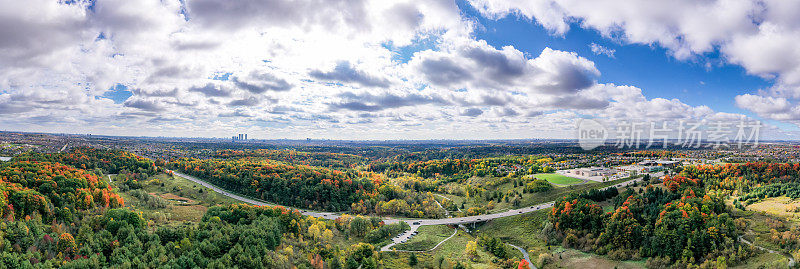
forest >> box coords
[168,157,375,212]
[13,147,161,176]
[167,157,446,217]
[0,148,392,268]
[369,157,553,179]
[2,144,799,268]
[0,202,383,268]
[681,162,800,194]
[213,149,368,169]
[545,175,751,267]
[0,161,124,222]
[738,182,800,205]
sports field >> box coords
[533,173,584,185]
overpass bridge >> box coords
[169,170,649,251]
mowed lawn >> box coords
[533,173,584,185]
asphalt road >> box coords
[739,236,796,267]
[507,243,534,269]
[171,171,342,220]
[400,174,646,227]
[171,170,651,251]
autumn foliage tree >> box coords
[169,157,378,211]
[15,147,160,176]
[547,175,748,266]
[0,161,123,221]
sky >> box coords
[1,0,800,140]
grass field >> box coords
[544,249,646,269]
[477,209,549,256]
[382,228,519,268]
[436,176,637,215]
[731,252,791,269]
[394,225,455,251]
[746,196,800,220]
[533,173,584,185]
[111,173,238,224]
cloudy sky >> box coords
[1,0,799,140]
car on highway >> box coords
[412,222,420,225]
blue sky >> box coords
[456,1,772,114]
[101,84,133,104]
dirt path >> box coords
[434,194,462,212]
[432,196,451,216]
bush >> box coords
[607,249,631,260]
[537,253,552,268]
[580,187,618,202]
[524,179,553,193]
[129,189,169,209]
[364,222,410,243]
[645,256,672,269]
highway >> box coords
[171,170,651,251]
[171,171,343,220]
[399,174,646,227]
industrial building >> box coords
[569,167,617,177]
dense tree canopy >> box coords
[170,157,446,218]
[15,147,160,176]
[370,157,552,179]
[169,157,377,212]
[0,161,123,222]
[0,203,379,268]
[682,162,800,194]
[546,175,748,266]
[214,149,367,169]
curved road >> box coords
[507,243,534,269]
[172,171,343,220]
[739,236,796,267]
[171,170,648,250]
[399,175,644,227]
